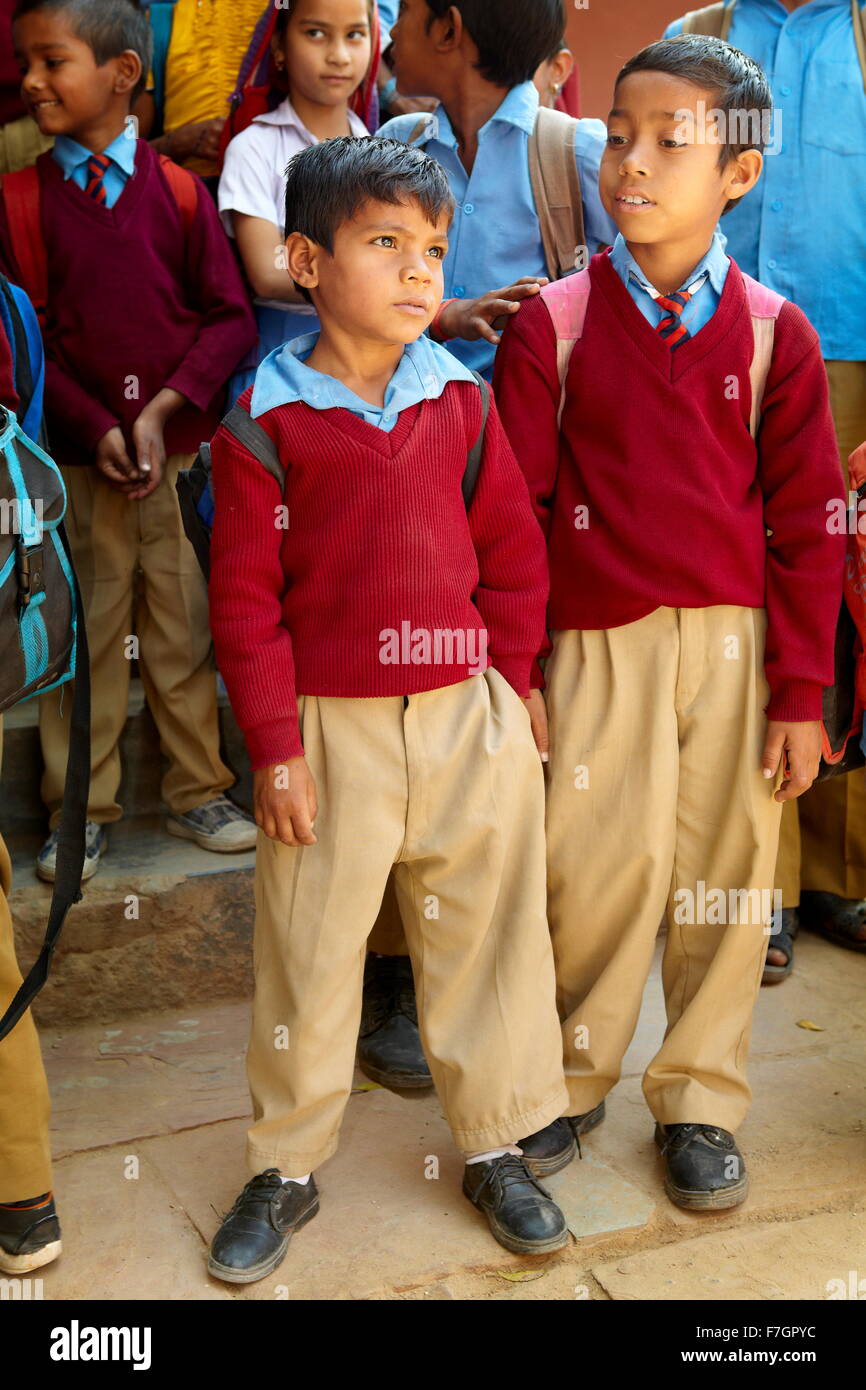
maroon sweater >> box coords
[0,142,256,467]
[492,252,845,722]
[208,382,549,767]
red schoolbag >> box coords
[0,154,199,328]
[218,2,382,168]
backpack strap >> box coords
[222,404,286,490]
[540,268,592,424]
[158,153,198,233]
[741,273,785,438]
[1,164,47,326]
[528,107,585,282]
[681,2,736,39]
[461,371,491,510]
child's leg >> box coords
[391,669,568,1152]
[644,606,782,1131]
[136,453,234,814]
[245,694,415,1178]
[543,615,682,1116]
[39,466,137,826]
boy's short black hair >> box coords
[13,0,153,99]
[423,0,565,89]
[616,35,772,214]
[284,136,456,302]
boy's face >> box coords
[389,0,442,98]
[288,195,450,346]
[14,8,138,139]
[599,71,760,248]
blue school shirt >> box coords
[608,230,730,335]
[51,127,137,209]
[379,81,617,379]
[664,0,866,361]
[250,330,477,431]
[377,0,398,42]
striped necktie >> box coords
[655,288,692,348]
[85,153,111,205]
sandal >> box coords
[761,907,799,986]
[798,891,866,953]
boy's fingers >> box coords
[473,317,501,344]
[291,809,317,846]
[761,727,785,780]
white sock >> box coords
[280,1172,311,1185]
[464,1145,523,1165]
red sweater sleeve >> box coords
[492,294,561,540]
[208,401,303,768]
[464,390,550,697]
[758,303,845,721]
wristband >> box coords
[430,298,456,342]
[380,76,398,109]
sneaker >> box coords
[166,795,257,853]
[655,1123,749,1211]
[518,1100,607,1177]
[463,1154,569,1255]
[36,821,105,884]
[207,1170,319,1284]
[357,953,433,1090]
[0,1192,62,1273]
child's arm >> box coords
[435,277,548,346]
[232,213,310,304]
[491,291,562,538]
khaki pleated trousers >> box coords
[246,670,568,1176]
[544,607,783,1132]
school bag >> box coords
[539,266,864,781]
[177,375,492,580]
[407,106,586,282]
[681,0,866,94]
[0,276,90,1044]
[218,1,382,168]
[0,155,199,328]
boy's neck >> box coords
[64,111,131,156]
[623,231,719,298]
[304,325,406,409]
[435,70,511,174]
[290,90,354,141]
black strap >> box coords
[0,520,90,1043]
[461,372,491,510]
[222,405,285,489]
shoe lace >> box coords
[221,1168,283,1222]
[476,1154,547,1200]
[660,1123,729,1155]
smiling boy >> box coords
[493,35,845,1210]
[205,136,569,1281]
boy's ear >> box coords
[724,147,763,206]
[286,232,321,293]
[429,4,462,53]
[549,48,575,94]
[112,49,143,97]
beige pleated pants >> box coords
[545,607,783,1133]
[246,669,568,1176]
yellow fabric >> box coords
[163,0,265,175]
[0,114,52,176]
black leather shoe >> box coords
[519,1100,607,1177]
[208,1169,319,1284]
[0,1192,61,1273]
[357,953,433,1090]
[655,1123,748,1210]
[463,1154,569,1254]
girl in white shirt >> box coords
[219,0,377,399]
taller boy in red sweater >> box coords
[1,0,258,880]
[494,35,845,1211]
[205,135,569,1282]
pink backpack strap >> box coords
[540,269,591,424]
[741,273,785,438]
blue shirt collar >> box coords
[250,330,478,420]
[52,126,137,180]
[418,80,540,150]
[608,229,730,299]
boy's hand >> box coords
[523,688,550,763]
[94,426,140,491]
[129,388,187,500]
[762,720,822,802]
[254,758,318,846]
[438,277,549,345]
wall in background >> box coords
[567,1,688,120]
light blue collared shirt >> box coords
[377,0,398,42]
[608,230,731,336]
[250,330,477,430]
[379,81,617,379]
[664,0,866,359]
[51,126,137,209]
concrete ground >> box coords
[29,929,866,1302]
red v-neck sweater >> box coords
[492,252,845,721]
[0,142,256,467]
[207,381,549,767]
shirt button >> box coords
[771,200,782,212]
[767,258,778,270]
[454,285,465,297]
[779,84,791,97]
[463,202,474,215]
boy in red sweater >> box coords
[494,35,845,1211]
[1,0,258,879]
[205,135,569,1281]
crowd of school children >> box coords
[1,0,864,1284]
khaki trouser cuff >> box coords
[450,1086,571,1153]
